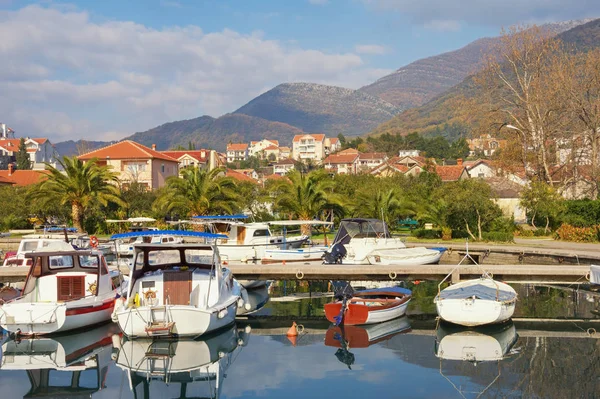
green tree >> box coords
[16,138,31,170]
[31,156,124,232]
[154,167,238,217]
[271,170,345,233]
[520,180,564,232]
[121,181,158,217]
[351,188,416,227]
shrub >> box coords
[554,224,598,242]
[533,228,551,237]
[412,228,442,239]
[482,231,515,242]
[451,230,470,239]
[515,226,534,237]
[561,200,600,227]
[441,227,452,241]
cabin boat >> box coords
[1,238,75,267]
[434,321,518,362]
[112,240,242,338]
[0,249,125,335]
[322,218,444,265]
[261,220,333,263]
[191,215,309,262]
[110,230,184,256]
[114,323,251,399]
[0,323,117,397]
[434,246,517,327]
[324,283,412,326]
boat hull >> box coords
[365,247,443,265]
[262,246,329,263]
[324,299,410,325]
[435,297,515,327]
[0,299,115,335]
[325,316,411,348]
[115,300,238,338]
[218,236,309,262]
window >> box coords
[49,255,74,269]
[79,255,99,269]
[253,229,270,237]
[161,163,165,173]
[124,161,146,174]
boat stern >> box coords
[0,301,67,335]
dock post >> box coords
[451,268,460,284]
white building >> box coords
[292,134,326,163]
[249,139,279,158]
[226,143,249,163]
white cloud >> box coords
[423,20,462,32]
[361,0,600,27]
[0,5,375,143]
[355,44,389,55]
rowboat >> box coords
[112,239,243,338]
[0,249,126,335]
[324,282,411,325]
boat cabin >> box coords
[19,250,114,304]
[2,239,75,267]
[332,218,391,245]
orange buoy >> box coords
[287,335,298,346]
[286,321,298,337]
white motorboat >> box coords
[0,249,126,335]
[0,323,117,397]
[434,246,517,327]
[261,220,333,263]
[191,215,309,262]
[323,218,444,265]
[114,323,251,399]
[1,238,75,267]
[434,321,518,362]
[112,238,243,338]
[109,230,184,256]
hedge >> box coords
[482,232,515,243]
[412,228,442,239]
[554,224,599,242]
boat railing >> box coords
[437,240,501,301]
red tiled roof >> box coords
[329,137,339,144]
[226,169,256,183]
[263,173,288,181]
[292,134,325,142]
[0,175,14,185]
[279,146,290,151]
[227,143,248,151]
[78,140,178,162]
[0,170,49,186]
[31,138,48,144]
[0,139,20,151]
[369,162,410,175]
[434,165,468,182]
[324,153,359,164]
[263,145,279,151]
[161,150,209,163]
[338,148,359,155]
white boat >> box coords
[237,284,269,315]
[1,238,75,267]
[191,215,309,262]
[325,315,412,348]
[323,218,444,265]
[0,249,125,335]
[434,321,518,362]
[261,220,333,263]
[109,229,184,256]
[434,246,517,327]
[112,239,243,338]
[114,323,250,399]
[590,265,600,284]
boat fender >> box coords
[134,293,140,308]
[217,309,228,319]
[296,271,304,280]
[90,236,99,248]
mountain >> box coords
[126,113,305,151]
[367,18,600,139]
[360,20,592,110]
[234,83,400,136]
[54,140,112,157]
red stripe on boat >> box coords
[66,300,115,316]
[324,303,369,325]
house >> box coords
[249,139,279,159]
[78,141,179,190]
[434,159,470,182]
[161,150,221,171]
[324,137,341,155]
[0,137,59,170]
[467,134,506,157]
[233,169,259,180]
[273,159,296,175]
[323,152,359,174]
[398,149,420,157]
[464,159,496,179]
[369,161,423,177]
[486,177,527,223]
[395,155,429,168]
[226,169,257,183]
[279,146,291,159]
[226,143,249,163]
[292,134,326,163]
[357,152,388,172]
[0,164,49,186]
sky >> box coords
[1,0,599,143]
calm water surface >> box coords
[1,282,600,398]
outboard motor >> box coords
[322,243,347,264]
[330,281,355,326]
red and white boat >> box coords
[0,249,126,336]
[324,284,412,326]
[325,316,412,349]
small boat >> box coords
[325,316,411,349]
[261,220,333,263]
[434,245,517,327]
[324,282,411,325]
[322,218,444,265]
[112,239,243,338]
[434,321,518,362]
[114,323,251,399]
[109,229,185,256]
[1,238,75,267]
[0,249,126,335]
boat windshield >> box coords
[134,247,214,271]
[332,219,391,245]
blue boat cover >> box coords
[192,214,248,220]
[358,286,412,296]
[110,230,227,240]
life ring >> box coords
[296,271,304,280]
[89,236,99,248]
[389,271,397,280]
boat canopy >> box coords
[110,230,227,240]
[332,218,391,245]
[267,220,333,226]
[192,214,249,220]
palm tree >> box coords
[31,156,124,232]
[154,167,238,217]
[352,188,416,228]
[272,170,345,234]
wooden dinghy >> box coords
[325,282,411,326]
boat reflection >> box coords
[237,285,269,316]
[114,323,251,398]
[434,320,518,362]
[324,316,412,369]
[0,322,119,398]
